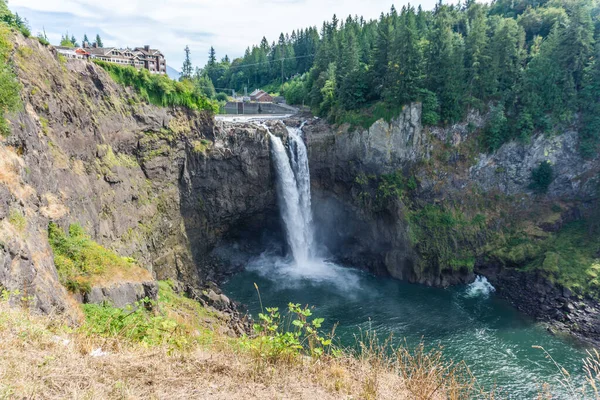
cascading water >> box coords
[268,126,315,265]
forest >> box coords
[197,0,600,156]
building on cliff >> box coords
[55,43,167,74]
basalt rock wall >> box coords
[0,34,280,315]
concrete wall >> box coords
[223,102,295,115]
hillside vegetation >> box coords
[94,60,218,113]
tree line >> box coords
[59,33,103,48]
[196,0,600,157]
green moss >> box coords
[521,221,600,297]
[407,204,484,274]
[96,144,138,170]
[141,145,171,163]
[39,117,49,134]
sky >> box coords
[9,0,442,71]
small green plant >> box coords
[83,298,186,350]
[39,117,49,134]
[36,33,50,46]
[246,302,332,363]
[529,161,554,194]
[192,139,212,154]
[93,60,218,113]
[8,209,26,232]
[243,285,333,364]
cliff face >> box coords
[305,103,599,284]
[0,35,278,314]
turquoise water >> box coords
[223,255,591,398]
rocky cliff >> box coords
[0,34,280,315]
[304,104,600,345]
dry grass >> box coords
[39,192,69,220]
[0,302,401,400]
[0,146,36,201]
[0,292,497,400]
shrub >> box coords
[529,161,554,194]
[215,92,228,102]
[283,76,308,105]
[36,33,49,46]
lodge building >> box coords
[55,43,167,75]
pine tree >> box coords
[386,6,423,107]
[426,5,465,123]
[181,46,193,81]
[208,47,217,67]
[70,35,78,47]
[83,34,89,45]
[464,2,490,105]
[95,34,103,48]
[369,12,391,100]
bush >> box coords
[81,280,214,351]
[283,76,308,105]
[93,60,218,113]
[36,33,49,46]
[529,161,554,194]
[215,92,228,102]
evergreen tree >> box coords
[181,46,193,81]
[464,2,490,105]
[426,5,465,123]
[385,6,423,107]
[95,34,103,48]
[83,33,89,45]
[208,47,217,66]
[369,12,391,100]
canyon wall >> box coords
[0,34,280,315]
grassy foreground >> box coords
[0,281,488,400]
[1,282,600,399]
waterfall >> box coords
[268,125,315,265]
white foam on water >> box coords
[465,276,496,298]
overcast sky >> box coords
[9,0,442,71]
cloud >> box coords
[10,0,441,69]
